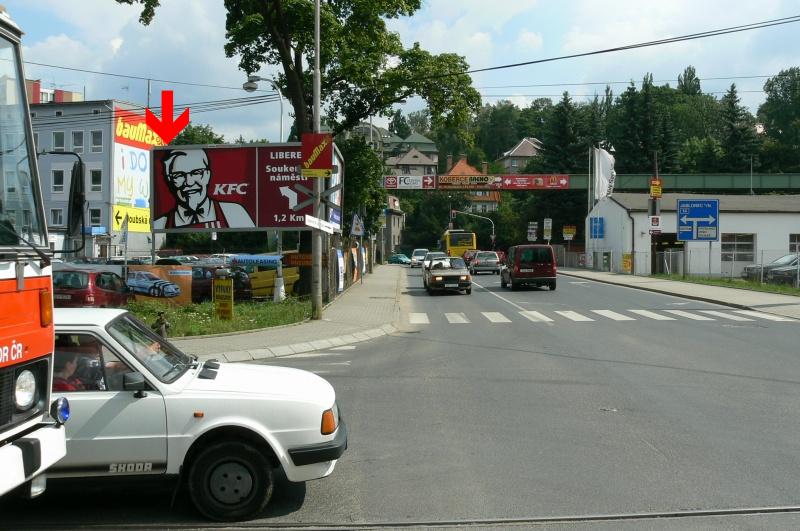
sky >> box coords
[8,0,799,143]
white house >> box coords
[585,193,800,277]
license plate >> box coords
[520,268,534,273]
[54,294,71,300]
[445,283,458,288]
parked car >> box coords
[470,251,501,275]
[766,263,800,286]
[741,253,800,281]
[50,308,347,521]
[388,253,411,265]
[192,265,253,303]
[126,271,181,297]
[501,244,557,291]
[421,251,447,273]
[424,257,471,295]
[53,269,132,308]
[462,249,478,266]
[410,248,429,268]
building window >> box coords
[90,169,102,192]
[52,169,65,193]
[6,210,15,225]
[53,131,65,152]
[30,111,36,118]
[50,209,63,226]
[511,158,518,167]
[40,91,53,103]
[90,208,102,226]
[791,234,800,253]
[23,210,31,228]
[72,131,84,153]
[91,130,103,153]
[480,204,488,213]
[5,171,15,193]
[93,109,100,115]
[721,233,754,262]
[55,110,63,117]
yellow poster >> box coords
[214,278,234,320]
[622,253,633,273]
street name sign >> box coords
[543,218,552,241]
[677,199,719,241]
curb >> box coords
[170,317,311,342]
[558,271,754,311]
[196,324,397,363]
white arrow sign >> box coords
[305,214,334,234]
[680,214,715,225]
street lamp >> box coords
[243,75,284,142]
[244,75,287,301]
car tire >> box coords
[511,281,519,291]
[466,288,472,295]
[188,441,274,522]
[550,280,557,291]
[500,277,507,288]
[148,286,158,297]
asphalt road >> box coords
[5,266,800,529]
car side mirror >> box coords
[123,371,147,391]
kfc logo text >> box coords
[213,183,249,195]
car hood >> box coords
[430,268,469,276]
[184,362,335,404]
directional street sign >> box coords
[677,199,719,241]
[543,218,552,241]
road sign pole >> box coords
[311,0,323,320]
[708,241,712,277]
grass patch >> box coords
[651,274,800,297]
[127,298,311,337]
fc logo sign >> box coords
[213,183,249,195]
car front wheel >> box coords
[188,441,274,521]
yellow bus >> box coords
[441,230,477,257]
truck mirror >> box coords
[123,371,146,391]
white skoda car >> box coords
[49,308,347,521]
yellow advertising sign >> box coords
[113,205,151,233]
[622,253,633,273]
[214,278,234,320]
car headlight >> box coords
[460,275,469,280]
[434,276,443,281]
[15,369,37,411]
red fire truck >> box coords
[0,6,69,499]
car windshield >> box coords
[53,271,89,289]
[106,314,194,383]
[771,254,798,265]
[477,252,497,259]
[413,250,428,257]
[431,258,466,269]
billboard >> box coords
[383,174,436,189]
[494,174,569,190]
[113,107,163,232]
[151,144,319,233]
[382,173,570,190]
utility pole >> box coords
[311,0,323,319]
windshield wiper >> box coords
[161,360,199,380]
[0,221,50,266]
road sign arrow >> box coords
[146,90,190,144]
[681,214,715,224]
[115,211,122,225]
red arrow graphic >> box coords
[146,90,190,144]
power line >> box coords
[23,59,272,93]
[478,90,767,98]
[423,14,800,80]
[475,74,783,90]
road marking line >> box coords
[482,311,511,323]
[330,345,357,351]
[664,309,715,321]
[698,310,754,321]
[592,310,636,321]
[471,280,527,311]
[555,310,595,322]
[733,310,795,322]
[445,312,470,324]
[519,311,554,322]
[409,313,430,324]
[286,352,344,358]
[569,281,589,284]
[628,309,677,321]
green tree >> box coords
[396,190,469,249]
[170,123,224,145]
[120,0,480,138]
[758,68,800,171]
[677,66,701,95]
[337,137,386,237]
[407,109,431,135]
[677,136,723,172]
[516,98,553,140]
[475,101,521,161]
[388,109,412,139]
[540,92,584,173]
[719,83,759,172]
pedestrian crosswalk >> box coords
[403,308,796,325]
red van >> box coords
[500,244,557,291]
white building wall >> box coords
[588,201,800,277]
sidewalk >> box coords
[172,265,404,361]
[559,268,800,320]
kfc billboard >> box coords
[152,143,319,232]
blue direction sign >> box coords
[677,199,719,241]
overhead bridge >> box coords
[569,173,800,192]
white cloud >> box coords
[516,30,543,52]
[110,37,124,55]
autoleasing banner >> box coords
[152,143,323,233]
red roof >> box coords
[446,159,483,176]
